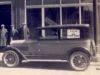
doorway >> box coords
[0,4,12,45]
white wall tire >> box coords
[2,50,20,67]
[69,51,90,71]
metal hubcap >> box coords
[73,55,87,68]
[5,53,16,64]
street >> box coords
[0,53,100,75]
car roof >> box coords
[37,24,89,29]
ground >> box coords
[0,53,100,75]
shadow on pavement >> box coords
[18,62,73,71]
[0,60,73,71]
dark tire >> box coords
[69,51,90,71]
[2,50,21,67]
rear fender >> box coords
[67,47,91,61]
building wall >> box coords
[11,0,26,28]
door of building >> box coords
[0,4,12,45]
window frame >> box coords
[26,0,93,39]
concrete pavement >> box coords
[0,62,100,75]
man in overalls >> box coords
[0,24,8,46]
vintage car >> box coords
[0,24,96,71]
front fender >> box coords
[1,46,27,60]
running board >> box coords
[23,59,68,62]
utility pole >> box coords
[93,0,97,45]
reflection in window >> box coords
[26,0,42,5]
[81,6,93,25]
[44,0,60,4]
[45,8,60,37]
[62,7,79,24]
[62,0,79,4]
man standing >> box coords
[23,24,30,40]
[0,24,8,46]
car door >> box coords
[26,8,42,58]
[39,39,62,59]
[26,40,40,58]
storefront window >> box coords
[43,0,60,5]
[62,7,79,24]
[26,0,93,39]
[26,0,42,5]
[62,0,79,4]
[27,8,42,39]
[45,8,60,37]
[62,7,79,38]
[81,6,93,25]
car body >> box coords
[0,24,96,71]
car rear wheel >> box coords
[69,51,90,71]
[2,50,20,67]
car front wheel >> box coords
[2,50,20,67]
[69,51,90,71]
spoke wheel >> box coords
[2,50,20,67]
[70,51,90,71]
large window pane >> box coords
[44,0,60,5]
[62,7,79,24]
[27,8,42,39]
[62,0,79,4]
[26,0,42,5]
[45,8,60,37]
[81,6,93,25]
[62,7,79,38]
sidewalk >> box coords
[91,62,100,66]
[0,53,3,61]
